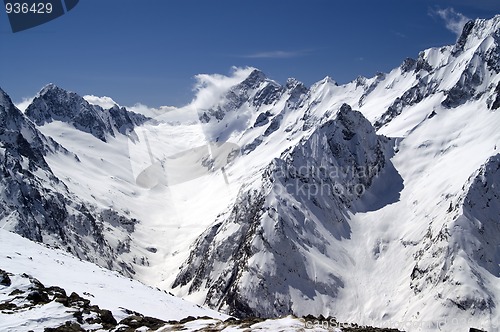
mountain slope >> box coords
[0,228,227,331]
[172,104,398,318]
[0,88,142,276]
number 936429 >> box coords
[5,2,53,14]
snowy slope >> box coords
[0,228,227,331]
[1,230,375,331]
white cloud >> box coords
[431,7,470,37]
[242,50,308,59]
[15,96,34,112]
[128,67,255,126]
[189,66,256,111]
[83,95,119,109]
[127,103,179,120]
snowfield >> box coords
[0,229,227,327]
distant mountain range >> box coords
[1,14,500,332]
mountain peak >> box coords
[0,87,14,109]
[453,15,500,55]
[338,103,352,113]
[316,76,337,86]
[336,103,361,130]
[246,68,266,83]
[230,69,267,94]
[38,83,66,96]
[285,77,303,88]
[26,86,149,142]
[0,87,24,121]
[41,82,57,90]
[323,76,337,85]
[26,85,114,141]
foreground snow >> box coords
[0,229,394,331]
[0,229,227,326]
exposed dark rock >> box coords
[146,247,158,253]
[68,292,91,307]
[415,52,433,73]
[490,82,500,110]
[98,309,118,327]
[401,57,416,73]
[119,314,166,330]
[253,82,283,107]
[9,289,24,296]
[0,269,11,286]
[427,110,437,119]
[107,105,149,136]
[44,321,86,332]
[263,114,282,136]
[442,68,483,108]
[285,78,308,108]
[27,290,50,304]
[178,315,198,324]
[0,301,17,310]
[376,79,437,128]
[242,138,263,154]
[453,20,475,55]
[254,111,271,127]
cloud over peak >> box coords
[83,95,119,109]
[431,7,470,37]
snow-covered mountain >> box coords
[0,87,144,276]
[26,84,150,142]
[172,103,397,318]
[2,14,500,332]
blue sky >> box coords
[1,0,499,107]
